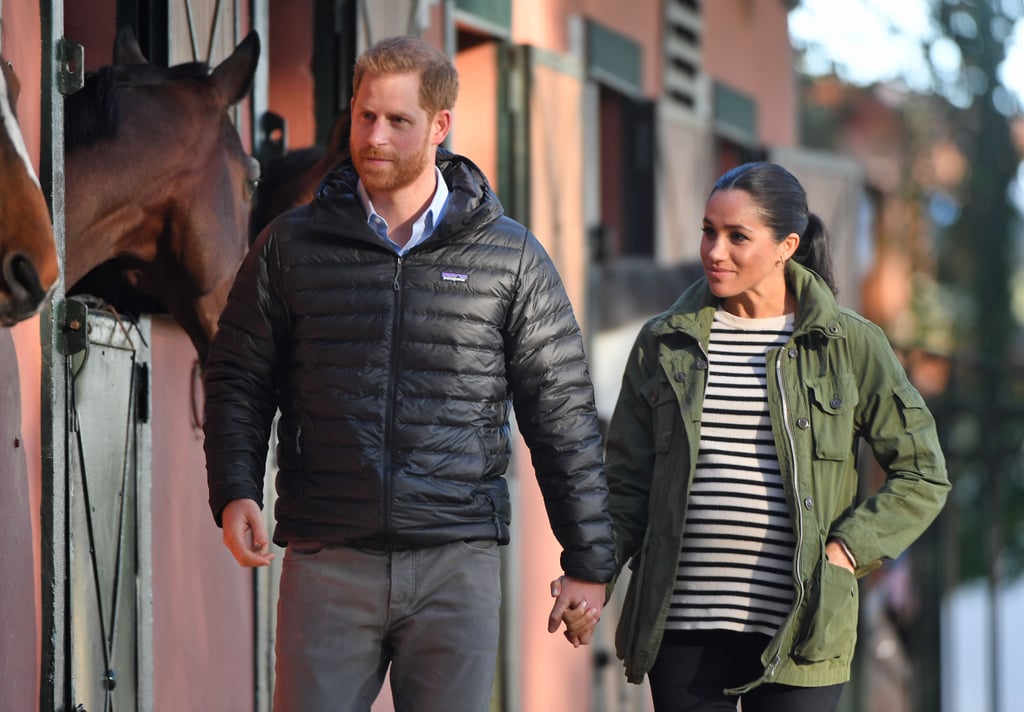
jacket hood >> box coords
[653,260,843,341]
[309,148,505,241]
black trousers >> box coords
[648,630,845,712]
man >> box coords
[204,35,614,711]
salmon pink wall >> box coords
[510,0,798,146]
[267,0,316,149]
[65,1,117,72]
[703,0,797,147]
[452,42,500,191]
[2,3,46,708]
[150,318,254,711]
[516,439,599,711]
[518,56,595,712]
[512,0,661,98]
[1,326,41,712]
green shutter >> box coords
[713,82,758,144]
[455,0,512,31]
[585,20,642,96]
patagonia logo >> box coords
[441,271,469,283]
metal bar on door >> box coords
[184,0,199,61]
[39,0,70,707]
[205,0,224,63]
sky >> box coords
[788,0,1024,111]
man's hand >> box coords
[548,575,604,647]
[560,599,600,646]
[221,498,275,567]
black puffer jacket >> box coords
[205,150,615,582]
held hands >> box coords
[221,498,275,567]
[548,575,603,648]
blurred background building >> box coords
[1,0,1021,710]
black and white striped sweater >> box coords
[667,308,796,636]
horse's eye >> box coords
[245,178,260,197]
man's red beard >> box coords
[352,139,431,194]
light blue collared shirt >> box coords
[356,166,449,255]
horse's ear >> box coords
[209,30,260,107]
[114,25,148,66]
[325,109,351,159]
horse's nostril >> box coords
[7,254,46,302]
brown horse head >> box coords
[0,57,58,326]
[64,27,261,364]
[251,108,350,239]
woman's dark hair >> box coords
[711,162,838,295]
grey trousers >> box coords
[273,540,502,712]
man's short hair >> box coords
[353,36,459,115]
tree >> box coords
[794,3,1024,709]
[928,0,1023,584]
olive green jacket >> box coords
[606,261,950,690]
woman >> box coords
[601,162,950,711]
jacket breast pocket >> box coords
[807,374,859,461]
[642,374,680,454]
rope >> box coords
[66,312,140,711]
[67,355,114,711]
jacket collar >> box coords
[653,261,844,342]
[308,148,504,244]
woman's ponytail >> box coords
[794,212,837,295]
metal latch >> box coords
[57,37,85,96]
[62,298,89,356]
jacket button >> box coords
[696,360,708,370]
[788,348,798,359]
[829,397,842,409]
[828,324,839,334]
[675,372,686,382]
[804,497,814,509]
[796,417,810,429]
